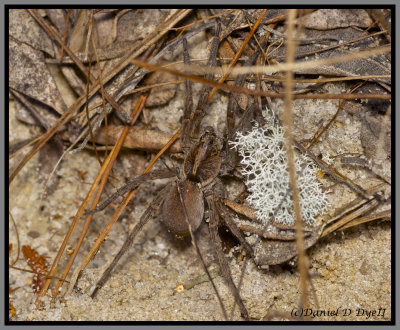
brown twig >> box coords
[281,9,309,315]
[59,9,70,61]
[90,15,109,157]
[8,211,20,267]
[130,58,391,100]
[85,53,103,166]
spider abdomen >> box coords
[161,180,204,237]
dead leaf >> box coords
[9,40,67,115]
[93,125,181,153]
[9,9,55,56]
[45,9,69,36]
[299,9,373,30]
[272,27,391,85]
[144,71,177,107]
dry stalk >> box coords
[281,8,309,315]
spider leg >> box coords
[84,168,175,216]
[207,195,249,320]
[223,42,267,174]
[90,184,169,298]
[180,37,194,154]
[215,199,254,258]
[187,22,221,144]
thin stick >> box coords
[90,17,109,158]
[59,9,70,61]
[8,211,20,267]
[338,209,390,231]
[281,9,309,315]
[130,57,391,101]
[321,198,380,237]
[85,53,103,165]
[171,44,391,77]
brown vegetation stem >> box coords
[8,211,20,267]
[59,9,70,61]
[281,9,308,315]
[274,30,388,61]
[90,18,109,157]
[130,59,391,100]
[85,53,103,165]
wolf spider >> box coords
[84,23,313,320]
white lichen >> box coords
[230,110,329,226]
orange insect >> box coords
[21,245,48,294]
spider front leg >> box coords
[180,22,221,151]
[84,168,175,216]
[180,37,194,153]
[205,188,249,320]
[91,184,170,298]
[223,42,267,175]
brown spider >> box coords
[85,23,257,319]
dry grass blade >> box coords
[59,9,70,61]
[85,53,103,166]
[281,9,309,315]
[322,198,380,238]
[130,57,390,100]
[338,210,390,231]
[90,17,109,157]
[9,211,20,267]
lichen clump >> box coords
[231,111,329,226]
